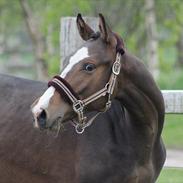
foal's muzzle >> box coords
[36,110,47,129]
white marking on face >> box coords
[32,47,89,125]
[32,86,55,116]
[61,47,89,78]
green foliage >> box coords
[158,70,183,90]
[46,54,60,76]
[0,0,23,31]
[158,46,177,73]
[0,0,183,85]
[155,0,183,82]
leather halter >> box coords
[48,34,124,134]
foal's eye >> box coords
[83,63,96,72]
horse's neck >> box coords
[116,52,165,137]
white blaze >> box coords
[61,47,89,78]
[32,47,89,116]
[32,86,55,115]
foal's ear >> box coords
[98,13,116,46]
[77,13,95,41]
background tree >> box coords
[19,0,48,81]
[0,0,182,89]
[145,0,159,78]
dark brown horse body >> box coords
[0,52,165,183]
[0,74,78,183]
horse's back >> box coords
[0,74,77,183]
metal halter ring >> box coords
[75,124,85,134]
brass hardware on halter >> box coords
[73,100,84,113]
[112,53,121,75]
[48,52,122,134]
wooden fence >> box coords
[162,90,183,113]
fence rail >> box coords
[162,90,183,168]
[162,90,183,114]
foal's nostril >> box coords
[37,110,47,129]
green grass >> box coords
[158,115,183,183]
[157,168,183,183]
[162,114,183,149]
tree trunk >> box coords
[145,0,159,79]
[19,0,48,81]
[176,30,183,67]
[46,24,54,56]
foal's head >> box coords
[31,14,124,132]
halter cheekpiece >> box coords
[48,35,124,134]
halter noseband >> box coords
[48,35,124,134]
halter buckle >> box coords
[112,55,121,75]
[73,100,84,112]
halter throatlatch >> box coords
[48,51,122,134]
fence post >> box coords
[60,17,98,68]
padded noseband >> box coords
[48,75,80,104]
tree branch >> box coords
[19,0,48,81]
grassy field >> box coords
[157,168,183,183]
[162,114,183,149]
[158,115,183,182]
